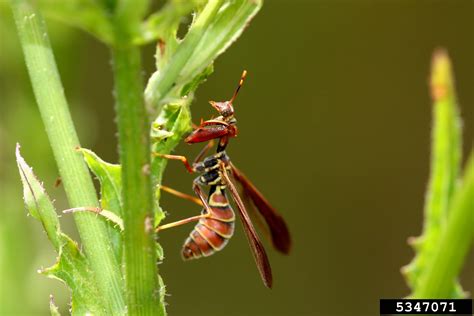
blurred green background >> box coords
[1,1,473,315]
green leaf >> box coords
[81,148,123,216]
[40,235,104,315]
[180,63,214,97]
[403,50,464,297]
[151,100,192,147]
[16,145,105,314]
[150,99,192,225]
[37,0,114,44]
[145,0,262,110]
[80,148,124,259]
[16,144,61,250]
[178,0,262,87]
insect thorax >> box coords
[193,151,230,186]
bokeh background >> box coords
[1,1,473,315]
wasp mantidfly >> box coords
[155,71,291,288]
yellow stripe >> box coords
[209,210,236,222]
[209,200,228,207]
[209,187,230,207]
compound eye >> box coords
[210,101,233,117]
[222,106,234,117]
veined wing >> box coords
[231,163,291,254]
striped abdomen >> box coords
[182,186,235,260]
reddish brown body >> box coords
[185,121,238,144]
[182,186,235,259]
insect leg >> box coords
[157,182,212,232]
[159,184,203,206]
[193,139,215,164]
[156,213,210,232]
[152,153,194,173]
[193,182,213,215]
[152,140,215,172]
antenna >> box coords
[229,70,248,104]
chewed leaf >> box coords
[178,0,262,85]
[145,0,262,110]
[16,144,105,314]
[135,0,206,46]
[40,233,104,315]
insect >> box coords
[156,71,291,288]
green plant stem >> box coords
[413,152,474,298]
[10,0,125,313]
[426,50,461,227]
[111,39,162,316]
